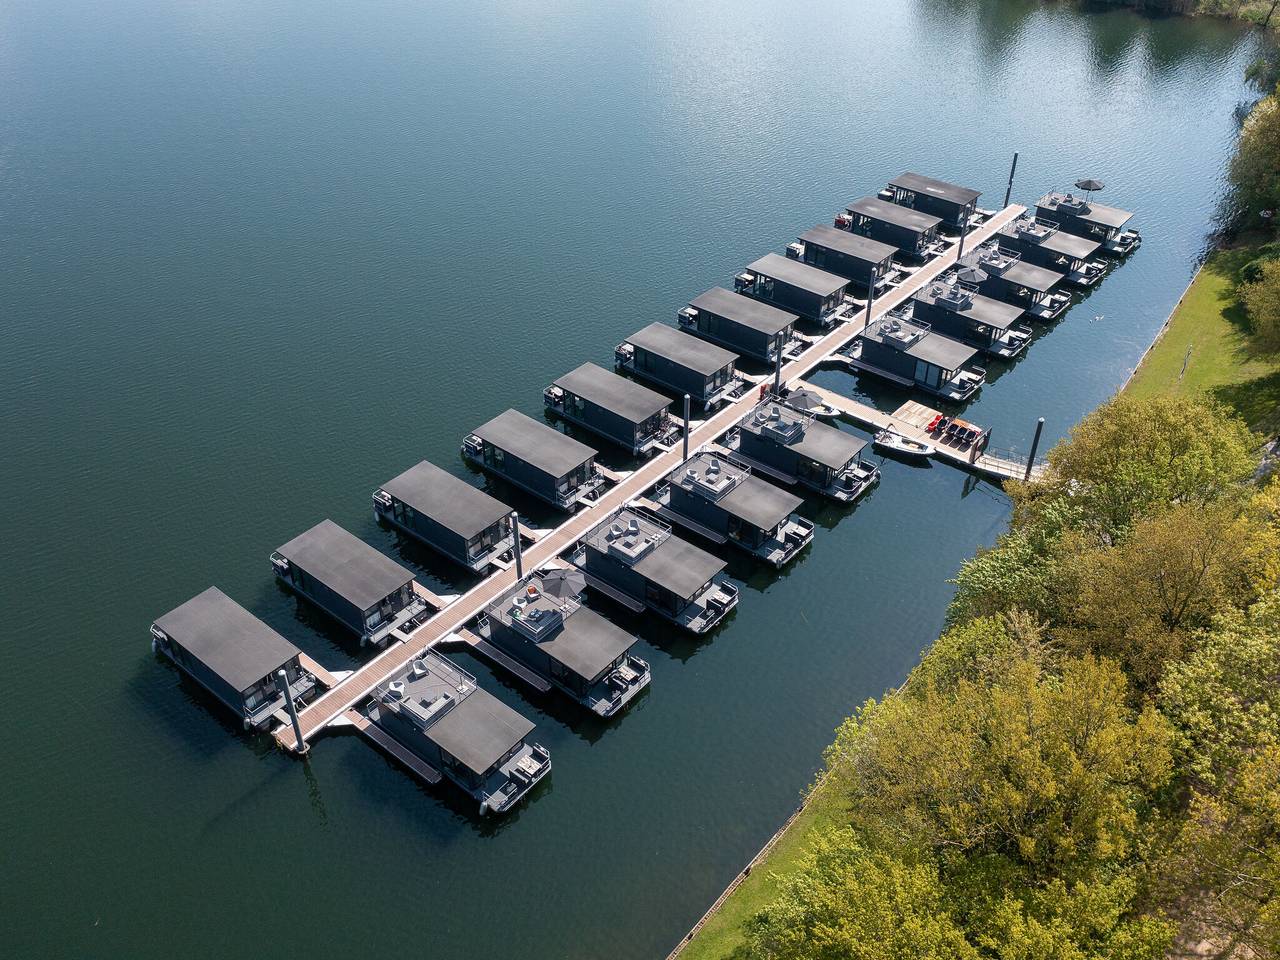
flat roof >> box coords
[1037,193,1133,229]
[397,656,535,776]
[383,460,511,541]
[626,322,737,377]
[722,474,803,531]
[1001,260,1063,292]
[746,252,849,298]
[800,224,897,266]
[155,587,299,691]
[889,172,981,206]
[554,362,670,424]
[634,530,726,599]
[917,285,1024,330]
[276,519,415,612]
[792,420,867,470]
[541,605,637,682]
[473,408,597,479]
[906,330,980,370]
[846,196,942,233]
[1001,220,1100,259]
[690,287,799,336]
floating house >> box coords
[787,224,899,292]
[615,322,744,410]
[734,253,855,328]
[967,242,1070,322]
[677,287,802,364]
[837,197,943,261]
[366,652,550,815]
[272,519,428,647]
[478,573,650,717]
[1035,191,1139,256]
[150,586,316,730]
[844,313,986,401]
[654,452,813,568]
[881,172,981,232]
[373,460,514,572]
[544,362,676,456]
[996,216,1106,287]
[733,401,879,502]
[462,409,603,510]
[576,508,738,634]
[911,277,1032,359]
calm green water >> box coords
[0,1,1261,956]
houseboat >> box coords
[1035,191,1140,256]
[462,408,603,510]
[615,322,745,410]
[652,451,814,568]
[731,400,879,502]
[735,253,857,329]
[996,215,1107,287]
[366,652,550,815]
[271,519,429,647]
[574,509,739,634]
[843,312,986,401]
[837,197,944,262]
[544,361,677,456]
[678,287,803,364]
[476,572,650,717]
[881,172,981,233]
[786,224,899,292]
[911,276,1032,359]
[150,586,316,730]
[373,460,514,572]
[967,242,1071,322]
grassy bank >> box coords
[1128,244,1280,434]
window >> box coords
[365,609,383,630]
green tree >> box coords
[909,612,1052,694]
[746,828,978,960]
[1243,257,1280,352]
[1231,93,1280,221]
[826,656,1172,881]
[1160,591,1280,790]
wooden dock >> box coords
[794,382,1047,482]
[273,204,1027,751]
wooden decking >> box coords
[795,383,1047,482]
[273,204,1027,752]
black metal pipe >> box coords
[1003,151,1019,209]
[683,394,691,461]
[864,270,876,326]
[1024,416,1045,481]
[278,668,307,754]
[774,350,782,395]
[511,511,524,580]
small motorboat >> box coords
[874,427,935,460]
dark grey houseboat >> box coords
[734,253,856,329]
[366,652,550,815]
[786,224,899,292]
[462,408,603,510]
[967,242,1070,322]
[731,401,879,502]
[271,519,428,647]
[614,322,745,410]
[911,277,1032,359]
[837,197,943,261]
[677,287,802,364]
[881,172,981,232]
[575,508,739,634]
[1035,191,1140,256]
[652,452,813,568]
[150,586,316,730]
[996,215,1107,287]
[544,362,676,456]
[373,460,514,572]
[843,312,986,401]
[478,573,650,717]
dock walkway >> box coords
[274,204,1027,750]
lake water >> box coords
[0,1,1262,956]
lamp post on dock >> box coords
[682,394,691,462]
[278,669,307,755]
[511,512,524,580]
[1024,417,1044,481]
